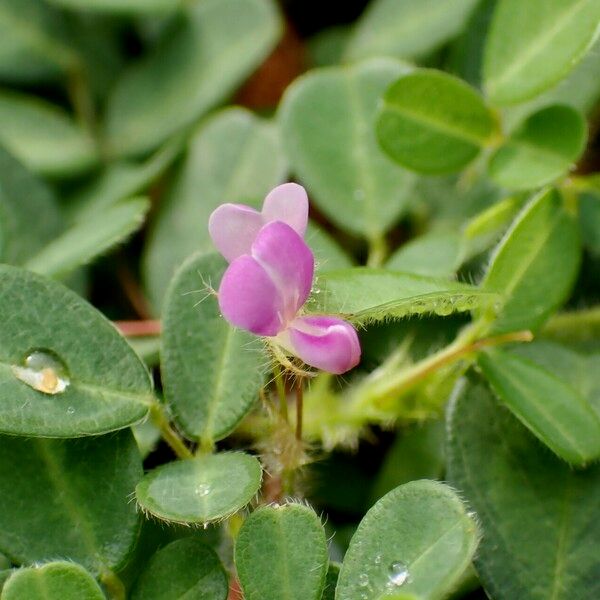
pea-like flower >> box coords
[209,183,361,374]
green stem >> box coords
[541,305,600,342]
[273,363,288,422]
[67,63,96,136]
[100,570,126,600]
[149,402,193,460]
[295,380,304,441]
[366,235,388,267]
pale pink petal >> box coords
[251,222,314,321]
[261,183,309,237]
[287,315,361,374]
[208,203,263,263]
[218,255,285,336]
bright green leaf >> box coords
[447,375,600,599]
[2,562,105,600]
[346,0,479,61]
[143,107,286,311]
[136,452,262,525]
[0,90,98,178]
[336,480,479,600]
[0,265,152,437]
[481,188,581,334]
[0,431,141,574]
[131,538,228,600]
[279,58,415,239]
[488,105,587,190]
[310,268,499,325]
[377,69,496,174]
[104,0,281,157]
[483,0,600,105]
[478,348,600,465]
[161,252,266,445]
[235,503,328,600]
[25,197,149,280]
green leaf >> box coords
[0,90,98,178]
[0,145,62,265]
[0,0,78,83]
[483,0,600,105]
[47,0,181,13]
[309,26,351,68]
[478,348,600,465]
[136,452,262,525]
[279,58,415,239]
[2,562,105,600]
[579,192,600,254]
[369,420,445,505]
[0,265,152,437]
[131,538,228,600]
[0,431,141,574]
[488,105,587,190]
[321,563,340,600]
[104,0,281,157]
[446,375,600,600]
[235,503,328,600]
[25,197,149,280]
[336,480,479,600]
[161,252,266,445]
[310,268,499,325]
[386,231,462,278]
[377,69,496,174]
[68,137,183,222]
[481,188,581,334]
[307,222,353,272]
[143,107,286,311]
[345,0,479,61]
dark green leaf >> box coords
[447,375,600,599]
[235,503,328,600]
[161,253,266,445]
[377,69,496,174]
[136,452,262,525]
[0,265,152,437]
[0,431,141,574]
[321,563,340,600]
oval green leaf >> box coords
[484,0,600,105]
[0,265,152,437]
[131,538,228,600]
[0,90,98,178]
[2,562,105,600]
[376,69,496,174]
[336,480,479,600]
[235,503,328,600]
[279,58,415,239]
[488,105,587,190]
[104,0,281,157]
[478,347,600,465]
[161,252,266,445]
[447,375,600,600]
[481,188,581,334]
[143,107,286,311]
[0,430,141,574]
[25,197,149,280]
[136,452,262,525]
[345,0,479,61]
[310,268,499,325]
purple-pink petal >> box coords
[287,315,361,374]
[208,203,263,263]
[218,255,285,336]
[262,183,309,237]
[252,222,314,322]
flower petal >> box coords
[208,203,263,263]
[251,222,314,321]
[218,255,285,336]
[262,183,309,237]
[286,315,361,374]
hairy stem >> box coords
[295,380,304,441]
[100,570,126,600]
[149,403,193,460]
[273,363,288,422]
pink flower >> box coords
[208,183,361,374]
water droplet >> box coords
[388,561,410,587]
[11,350,70,395]
[374,553,382,565]
[467,510,477,519]
[194,483,211,497]
[66,406,75,415]
[358,573,369,587]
